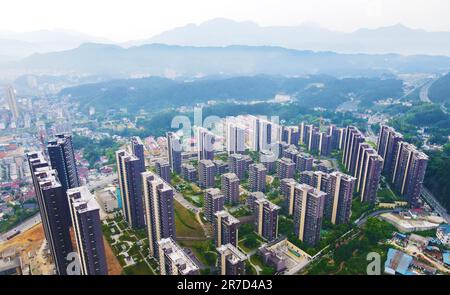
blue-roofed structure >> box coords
[443,252,450,266]
[384,248,415,275]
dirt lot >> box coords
[0,223,45,254]
[104,237,123,275]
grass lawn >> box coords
[123,260,155,275]
[377,188,400,203]
[174,200,205,238]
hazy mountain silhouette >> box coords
[128,18,450,56]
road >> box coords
[421,185,449,224]
[0,213,42,243]
[419,80,434,103]
[354,209,394,227]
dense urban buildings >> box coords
[282,126,300,146]
[197,127,215,161]
[355,144,383,205]
[326,172,355,224]
[293,184,326,246]
[142,172,176,257]
[254,198,280,241]
[204,188,224,223]
[67,186,108,275]
[198,159,216,189]
[213,159,228,175]
[249,163,267,192]
[329,125,344,151]
[214,210,240,247]
[276,157,295,179]
[391,142,428,208]
[158,238,200,275]
[155,159,171,183]
[217,244,247,275]
[226,122,246,155]
[181,163,197,182]
[166,132,182,174]
[27,152,73,275]
[281,178,298,215]
[116,149,145,228]
[221,173,240,204]
[47,134,80,192]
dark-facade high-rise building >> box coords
[155,159,171,184]
[282,126,300,146]
[342,126,365,175]
[181,163,197,182]
[355,145,383,205]
[27,152,73,275]
[391,142,428,208]
[326,172,355,224]
[254,198,280,241]
[142,172,176,258]
[276,157,295,179]
[221,173,240,204]
[166,132,182,174]
[295,153,314,172]
[319,132,332,156]
[47,134,80,193]
[217,244,247,275]
[376,125,404,177]
[197,127,215,161]
[228,153,247,180]
[204,188,224,223]
[329,125,345,151]
[131,136,145,172]
[214,210,240,247]
[281,178,298,215]
[293,184,326,246]
[198,159,216,189]
[116,150,145,228]
[67,186,108,275]
[249,163,267,192]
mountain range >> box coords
[128,18,450,56]
[3,43,450,79]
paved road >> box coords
[354,209,394,227]
[0,213,42,243]
[419,80,434,103]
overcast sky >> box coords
[1,0,449,42]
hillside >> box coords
[60,75,403,113]
[5,43,450,78]
[429,73,450,107]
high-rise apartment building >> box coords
[158,238,200,275]
[228,153,247,180]
[198,159,216,189]
[204,188,224,223]
[326,172,355,224]
[376,125,404,176]
[355,145,383,205]
[47,134,80,193]
[293,184,326,246]
[295,153,314,172]
[142,172,176,257]
[116,150,145,228]
[27,152,73,275]
[131,136,145,172]
[67,186,108,275]
[197,127,215,161]
[342,126,365,175]
[166,132,182,174]
[5,85,19,121]
[254,198,280,241]
[276,157,295,179]
[391,142,428,208]
[214,211,240,247]
[155,159,171,183]
[221,173,240,204]
[217,244,247,275]
[181,163,197,182]
[226,122,246,155]
[249,163,267,192]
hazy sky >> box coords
[1,0,450,42]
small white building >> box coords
[436,224,450,246]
